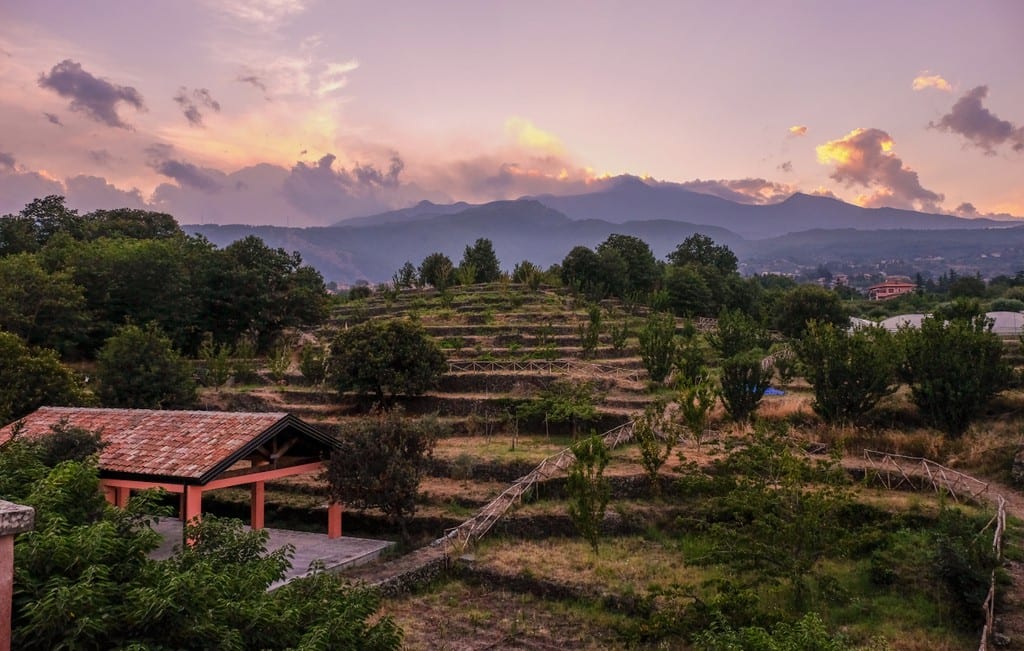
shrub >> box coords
[719,351,769,422]
[639,312,677,384]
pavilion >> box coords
[0,407,343,538]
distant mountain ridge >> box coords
[188,175,1022,283]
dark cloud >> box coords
[65,175,147,211]
[0,151,15,172]
[37,59,145,129]
[145,144,223,193]
[955,202,977,217]
[237,74,269,98]
[0,171,64,215]
[816,128,944,212]
[282,153,410,220]
[777,161,793,173]
[43,112,63,126]
[173,87,221,127]
[931,85,1024,154]
[675,177,796,204]
[88,149,113,166]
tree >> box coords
[567,433,611,553]
[634,404,678,493]
[667,233,738,275]
[460,237,501,283]
[96,323,196,409]
[561,246,604,299]
[82,207,182,240]
[638,312,678,383]
[511,259,542,289]
[773,285,848,339]
[1,434,402,650]
[719,350,769,422]
[519,379,602,438]
[898,314,1011,436]
[578,304,602,359]
[675,376,717,449]
[328,319,446,404]
[0,331,88,423]
[418,251,454,289]
[708,309,767,360]
[596,234,660,298]
[324,408,440,542]
[663,264,712,317]
[392,261,417,288]
[0,254,88,355]
[795,322,897,424]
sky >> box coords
[1,0,1022,226]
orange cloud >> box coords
[788,125,808,137]
[816,127,943,212]
[505,117,566,156]
[912,72,952,92]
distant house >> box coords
[867,279,916,301]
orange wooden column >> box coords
[1,500,35,651]
[115,487,130,508]
[327,502,342,539]
[250,481,265,530]
[183,485,203,524]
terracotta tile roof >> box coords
[0,407,324,483]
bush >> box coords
[897,314,1011,436]
[639,312,677,384]
[795,322,897,424]
[719,351,769,422]
[96,323,195,409]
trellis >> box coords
[861,450,1006,651]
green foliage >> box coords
[675,376,717,449]
[3,438,401,650]
[96,323,196,409]
[519,379,602,437]
[774,285,848,339]
[511,259,543,289]
[268,343,292,383]
[328,319,447,404]
[608,312,631,350]
[198,333,232,389]
[393,260,417,288]
[634,404,678,493]
[675,321,709,384]
[561,245,605,299]
[719,351,769,422]
[668,233,738,276]
[596,233,660,298]
[230,334,260,384]
[708,309,767,359]
[0,253,88,355]
[897,314,1011,435]
[418,252,454,290]
[567,433,611,553]
[638,312,678,384]
[795,322,897,424]
[704,425,853,608]
[298,342,328,386]
[692,612,852,651]
[0,331,89,423]
[460,237,501,283]
[349,284,372,300]
[325,408,441,542]
[664,263,713,317]
[578,304,602,359]
[33,419,107,467]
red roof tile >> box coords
[0,407,313,482]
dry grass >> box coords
[475,535,710,596]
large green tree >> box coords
[328,319,446,404]
[795,322,897,424]
[324,408,440,542]
[0,331,88,423]
[459,237,501,283]
[0,254,87,355]
[418,251,454,289]
[897,314,1011,436]
[596,233,660,298]
[773,285,848,339]
[96,323,196,409]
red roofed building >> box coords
[867,278,917,301]
[0,407,343,538]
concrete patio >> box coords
[150,518,394,590]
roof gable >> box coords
[0,407,338,484]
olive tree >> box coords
[328,319,446,404]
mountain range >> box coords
[185,175,1024,283]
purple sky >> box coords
[1,0,1022,225]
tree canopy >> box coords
[96,323,197,409]
[328,319,447,403]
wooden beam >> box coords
[203,461,324,491]
[216,457,320,481]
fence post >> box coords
[1,500,35,651]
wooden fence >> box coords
[438,421,637,554]
[447,359,643,384]
[861,450,1006,651]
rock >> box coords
[993,632,1011,647]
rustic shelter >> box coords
[0,407,343,538]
